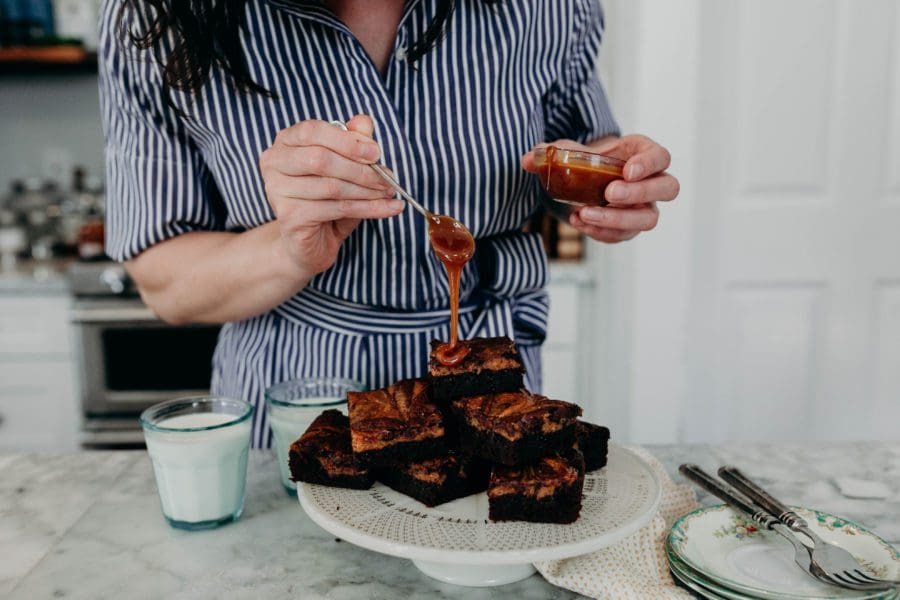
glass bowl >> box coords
[532,146,625,221]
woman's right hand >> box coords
[259,114,405,276]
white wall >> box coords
[587,0,700,443]
[0,74,105,191]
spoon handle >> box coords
[328,120,431,219]
[368,163,431,219]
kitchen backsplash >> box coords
[0,68,103,188]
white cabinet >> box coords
[0,360,78,450]
[0,293,79,451]
[542,264,594,411]
[0,296,73,355]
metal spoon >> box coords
[329,120,434,222]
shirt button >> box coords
[394,46,407,62]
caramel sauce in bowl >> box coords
[532,145,625,221]
[428,214,475,367]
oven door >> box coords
[71,300,221,417]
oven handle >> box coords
[70,306,160,323]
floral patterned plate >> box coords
[667,539,898,600]
[669,561,734,600]
[668,505,900,600]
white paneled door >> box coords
[684,0,900,442]
[597,0,900,443]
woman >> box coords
[99,0,679,447]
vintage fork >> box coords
[679,464,895,593]
[679,465,822,577]
[719,466,899,591]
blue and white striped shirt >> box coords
[99,0,618,447]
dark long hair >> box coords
[120,0,477,109]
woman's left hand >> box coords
[522,135,679,243]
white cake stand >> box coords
[298,444,661,587]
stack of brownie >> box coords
[287,336,611,525]
[289,376,490,508]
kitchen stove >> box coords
[68,261,220,448]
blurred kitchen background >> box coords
[0,0,898,452]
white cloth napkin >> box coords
[534,446,699,600]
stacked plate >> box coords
[666,505,900,600]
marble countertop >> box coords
[2,443,897,599]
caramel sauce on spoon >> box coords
[428,214,475,367]
[328,119,476,367]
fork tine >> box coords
[845,570,882,584]
[847,569,887,583]
[811,564,891,592]
[829,571,893,592]
[857,572,900,586]
[850,569,900,586]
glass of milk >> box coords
[266,378,364,495]
[140,396,253,530]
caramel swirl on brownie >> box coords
[377,451,490,507]
[488,451,584,499]
[348,378,446,467]
[428,336,525,404]
[453,391,581,441]
[405,455,457,485]
[488,448,585,523]
[450,389,582,466]
[288,409,373,489]
[428,336,523,377]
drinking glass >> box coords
[140,396,253,530]
[266,378,364,495]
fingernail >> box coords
[607,182,629,202]
[581,207,604,223]
[627,163,644,180]
[390,200,405,211]
[359,142,380,162]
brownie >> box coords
[347,378,446,467]
[576,421,611,471]
[450,390,582,466]
[488,448,586,524]
[377,451,490,507]
[428,336,525,404]
[288,409,373,489]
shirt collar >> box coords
[263,0,425,34]
[263,0,347,33]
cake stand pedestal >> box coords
[299,445,661,588]
[412,560,536,587]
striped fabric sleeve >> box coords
[543,0,620,145]
[98,0,226,262]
